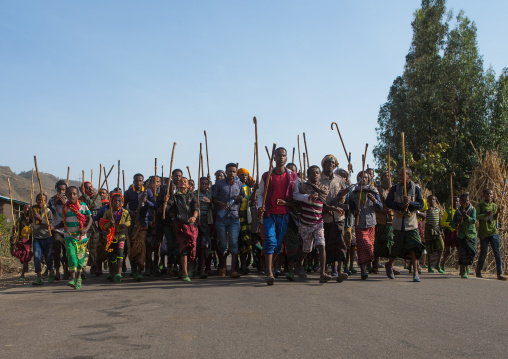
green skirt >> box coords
[391,228,425,260]
[374,223,394,258]
[457,236,477,266]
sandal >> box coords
[266,276,275,286]
[320,274,332,283]
[74,279,82,290]
[114,274,122,283]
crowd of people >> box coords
[7,148,506,289]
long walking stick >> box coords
[348,152,352,178]
[253,117,260,182]
[401,132,407,196]
[303,132,310,167]
[33,156,51,236]
[117,160,121,190]
[297,135,303,181]
[356,144,369,226]
[265,146,271,161]
[122,170,126,194]
[292,147,295,164]
[91,169,93,184]
[66,167,70,185]
[197,143,202,220]
[204,131,210,177]
[82,170,85,183]
[303,153,307,180]
[387,149,391,188]
[186,166,192,180]
[163,142,177,219]
[155,158,158,198]
[91,165,115,204]
[331,122,351,170]
[7,178,16,230]
[97,164,102,197]
[259,144,277,219]
[252,142,256,177]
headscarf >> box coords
[354,171,378,194]
[321,155,339,169]
[237,168,255,187]
[336,168,351,186]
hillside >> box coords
[0,166,81,203]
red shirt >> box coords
[269,171,289,214]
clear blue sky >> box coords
[1,0,507,186]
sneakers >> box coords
[32,278,43,286]
[319,274,332,283]
[386,267,395,280]
[67,279,76,288]
[266,276,275,286]
[413,275,421,282]
[229,271,241,279]
[74,279,82,289]
[285,270,295,281]
[336,273,349,283]
[361,272,369,280]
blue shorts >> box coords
[263,214,289,255]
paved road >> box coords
[1,269,506,359]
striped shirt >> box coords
[300,199,324,226]
[426,207,440,228]
[59,202,91,242]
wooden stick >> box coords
[259,144,277,219]
[331,122,351,169]
[103,167,110,194]
[66,167,70,185]
[91,169,93,184]
[252,142,256,177]
[163,142,177,219]
[253,117,259,182]
[265,146,271,161]
[82,170,85,183]
[303,132,310,167]
[450,173,454,210]
[197,143,202,219]
[388,149,391,188]
[186,166,192,180]
[117,160,121,190]
[104,166,114,221]
[30,169,34,209]
[98,164,102,198]
[91,165,114,204]
[302,152,307,180]
[122,170,126,194]
[401,132,407,196]
[33,156,51,236]
[155,158,158,198]
[7,178,15,229]
[292,147,295,164]
[356,144,369,226]
[297,135,303,181]
[204,130,210,177]
[348,152,352,177]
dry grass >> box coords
[466,149,508,274]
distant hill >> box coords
[0,166,81,203]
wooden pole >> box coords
[265,146,271,161]
[197,143,202,219]
[388,149,392,188]
[252,142,256,177]
[253,117,260,182]
[117,160,121,190]
[7,178,15,229]
[91,165,114,204]
[297,135,303,181]
[348,152,352,178]
[356,144,369,226]
[331,122,351,169]
[163,142,177,219]
[204,130,210,177]
[292,147,295,164]
[259,144,277,219]
[303,132,310,167]
[66,167,70,185]
[98,164,102,198]
[82,170,85,183]
[103,166,110,194]
[122,170,126,194]
[450,172,455,210]
[91,169,93,184]
[303,153,306,180]
[401,132,407,196]
[155,158,158,198]
[161,165,164,186]
[33,156,51,236]
[186,166,192,180]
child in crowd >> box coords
[451,193,477,279]
[31,193,54,285]
[440,196,459,272]
[424,195,444,273]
